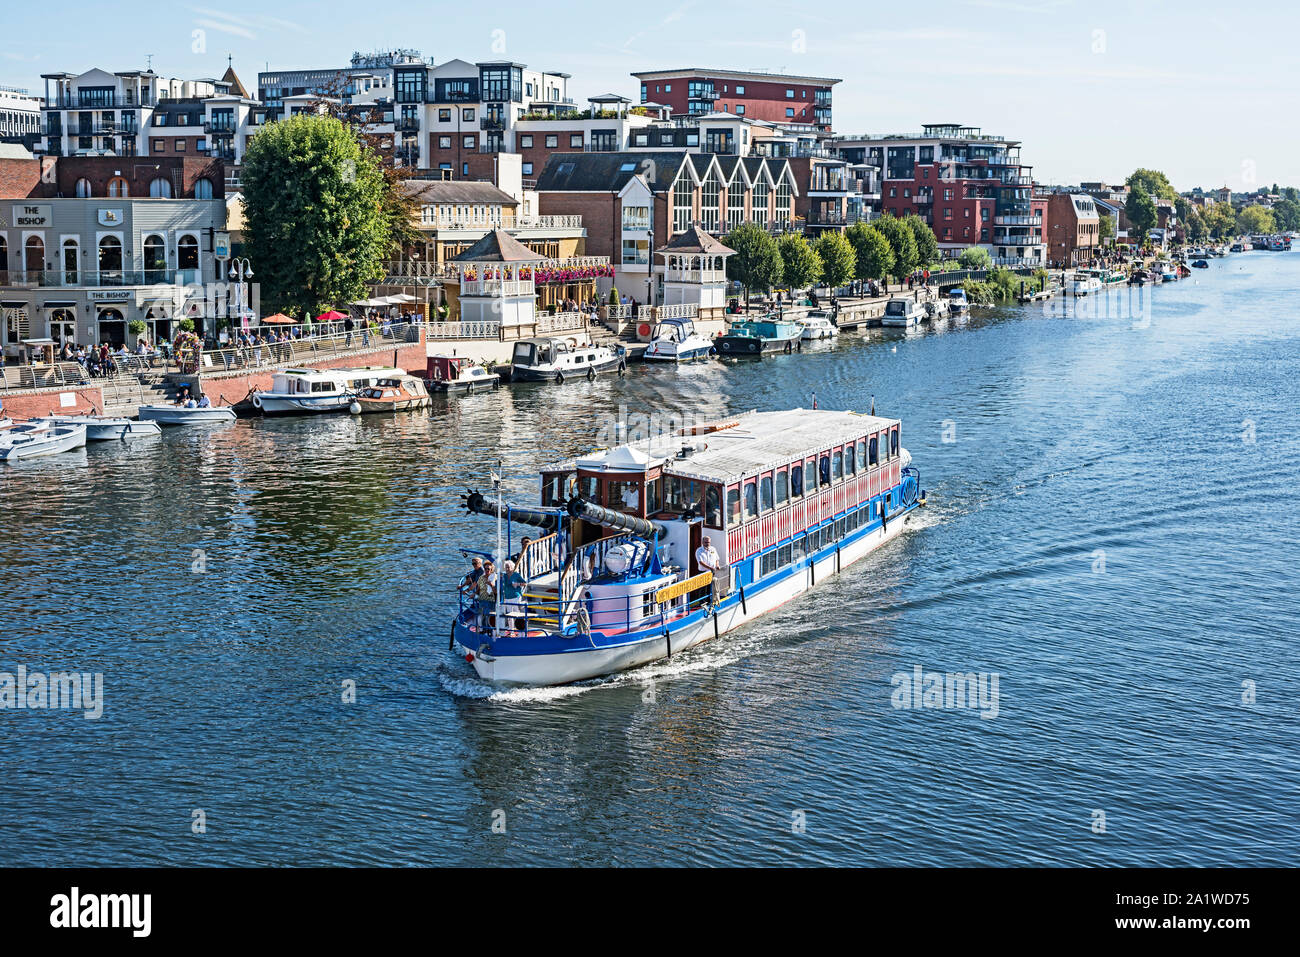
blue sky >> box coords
[4,0,1296,191]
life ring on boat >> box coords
[586,366,596,381]
[251,393,263,409]
[555,371,565,384]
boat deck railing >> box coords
[463,584,714,640]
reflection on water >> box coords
[2,252,1299,866]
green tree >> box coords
[957,246,992,270]
[776,233,823,293]
[1186,210,1208,243]
[721,223,783,305]
[1204,203,1237,240]
[1237,204,1276,234]
[1285,187,1298,203]
[1125,189,1158,241]
[1272,199,1300,232]
[1098,214,1116,243]
[875,215,919,282]
[1126,168,1177,202]
[903,214,939,264]
[812,231,856,290]
[241,114,391,316]
[846,223,895,282]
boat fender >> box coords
[617,360,626,376]
[784,341,793,354]
[465,652,475,663]
[713,608,720,640]
[796,340,802,352]
[555,371,565,384]
[836,546,841,574]
[586,366,595,381]
[251,393,263,409]
[664,628,672,659]
[738,584,747,616]
[448,622,456,651]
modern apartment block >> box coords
[632,69,839,131]
[833,123,1046,264]
[257,50,412,120]
[0,86,43,148]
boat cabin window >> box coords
[541,472,574,507]
[512,342,536,366]
[885,300,905,317]
[704,485,722,526]
[310,381,334,393]
[832,451,843,480]
[663,475,695,514]
[743,480,758,519]
[869,436,879,466]
[791,463,803,497]
[726,487,741,527]
[845,445,855,474]
[579,475,598,500]
[608,480,641,513]
[891,428,900,456]
[857,440,867,469]
[775,469,789,505]
[644,478,660,514]
[819,455,831,485]
[759,475,773,512]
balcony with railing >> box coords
[205,117,236,133]
[994,214,1041,226]
[394,116,421,132]
[480,116,506,131]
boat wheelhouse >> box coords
[714,317,803,356]
[880,298,924,327]
[510,336,624,384]
[643,317,715,362]
[451,408,925,686]
[251,367,404,416]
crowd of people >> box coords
[55,339,160,378]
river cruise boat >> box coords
[796,311,838,341]
[425,355,500,394]
[449,408,925,686]
[251,367,403,416]
[643,317,716,362]
[714,317,803,356]
[354,374,431,413]
[880,298,925,327]
[510,336,624,383]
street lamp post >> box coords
[228,257,254,336]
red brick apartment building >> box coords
[632,69,838,131]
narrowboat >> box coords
[643,317,716,362]
[880,298,925,327]
[426,355,500,394]
[509,336,625,383]
[251,367,404,416]
[449,408,925,686]
[713,317,803,356]
[353,374,431,413]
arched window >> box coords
[193,177,213,200]
[98,236,123,282]
[177,234,199,271]
[23,235,44,277]
[108,176,129,198]
[62,238,79,284]
[75,177,92,198]
[143,234,167,282]
[148,177,172,198]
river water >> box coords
[2,252,1297,866]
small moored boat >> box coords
[795,310,838,341]
[880,298,925,328]
[426,355,500,394]
[38,415,162,441]
[714,317,803,355]
[643,317,717,361]
[0,423,87,461]
[947,288,970,315]
[353,374,431,413]
[138,405,237,426]
[251,367,403,416]
[509,336,624,384]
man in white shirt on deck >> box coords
[696,536,724,607]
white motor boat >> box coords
[880,298,925,328]
[38,415,162,441]
[796,310,838,341]
[1069,269,1105,296]
[0,423,87,461]
[510,336,625,383]
[643,317,716,361]
[251,367,403,416]
[138,405,237,426]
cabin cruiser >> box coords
[795,310,838,341]
[251,367,403,415]
[1069,269,1105,296]
[1155,260,1179,282]
[714,317,803,356]
[510,336,624,383]
[38,415,161,441]
[880,298,925,328]
[643,317,716,361]
[353,374,431,413]
[425,355,500,394]
[0,422,87,461]
[450,408,925,686]
[947,288,970,315]
[138,405,237,425]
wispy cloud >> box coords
[195,18,257,40]
[188,6,310,41]
[2,52,40,62]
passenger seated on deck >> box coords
[459,557,484,595]
[197,394,211,408]
[475,561,497,629]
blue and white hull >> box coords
[454,497,920,686]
